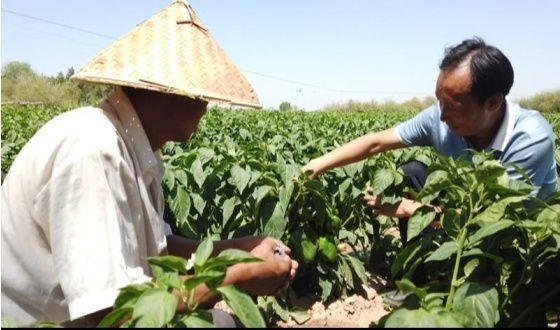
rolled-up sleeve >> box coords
[34,142,151,320]
[396,104,438,147]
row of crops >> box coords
[2,104,559,327]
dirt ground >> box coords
[275,275,391,328]
[215,273,393,328]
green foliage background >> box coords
[1,61,559,326]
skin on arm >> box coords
[301,127,443,223]
[302,127,406,178]
[77,236,297,326]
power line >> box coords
[240,69,340,92]
[2,8,432,96]
[2,9,117,40]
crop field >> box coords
[2,104,559,327]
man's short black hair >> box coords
[440,37,514,105]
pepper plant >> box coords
[377,151,560,327]
[98,237,266,328]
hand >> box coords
[234,236,290,254]
[301,159,320,179]
[233,237,298,296]
[363,194,421,218]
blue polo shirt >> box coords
[396,101,558,200]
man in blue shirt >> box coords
[303,37,557,228]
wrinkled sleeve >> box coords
[396,104,438,147]
[34,143,151,321]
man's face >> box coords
[167,95,208,142]
[435,64,488,138]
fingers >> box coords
[290,260,298,281]
[266,237,291,256]
[362,194,380,208]
[279,259,299,292]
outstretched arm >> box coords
[302,127,405,178]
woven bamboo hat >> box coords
[72,0,261,108]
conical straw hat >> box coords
[72,0,261,108]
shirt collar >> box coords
[105,87,163,184]
[488,100,515,152]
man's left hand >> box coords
[362,194,422,218]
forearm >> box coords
[166,235,257,258]
[309,128,404,176]
[176,263,250,310]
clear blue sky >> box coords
[2,0,560,110]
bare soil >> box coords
[215,273,393,328]
[275,275,391,328]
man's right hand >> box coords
[301,159,321,179]
[233,239,298,296]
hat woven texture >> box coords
[72,0,261,108]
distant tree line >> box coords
[518,90,560,113]
[319,96,438,112]
[1,61,114,108]
[2,61,558,112]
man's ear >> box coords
[485,94,504,112]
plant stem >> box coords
[446,227,468,310]
[500,231,531,312]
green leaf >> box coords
[463,258,479,278]
[230,165,251,194]
[180,310,215,328]
[217,285,266,328]
[466,220,514,247]
[418,170,451,202]
[97,307,133,328]
[172,186,191,222]
[222,197,237,225]
[318,236,337,263]
[114,284,151,309]
[345,255,368,285]
[290,309,311,325]
[372,168,394,195]
[407,206,437,242]
[462,248,503,263]
[262,200,288,239]
[472,196,527,223]
[475,160,506,182]
[184,273,224,291]
[269,296,290,322]
[318,276,333,301]
[1,315,19,328]
[425,241,456,262]
[132,288,178,327]
[396,278,427,300]
[252,185,273,206]
[191,193,206,215]
[383,308,439,327]
[452,282,499,327]
[391,238,422,278]
[36,322,62,328]
[432,310,465,327]
[205,249,262,269]
[441,208,462,239]
[195,237,214,267]
[191,158,206,188]
[423,293,448,310]
[150,265,182,290]
[147,255,187,273]
[163,167,176,191]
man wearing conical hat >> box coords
[1,1,297,326]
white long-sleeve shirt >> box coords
[1,88,172,325]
